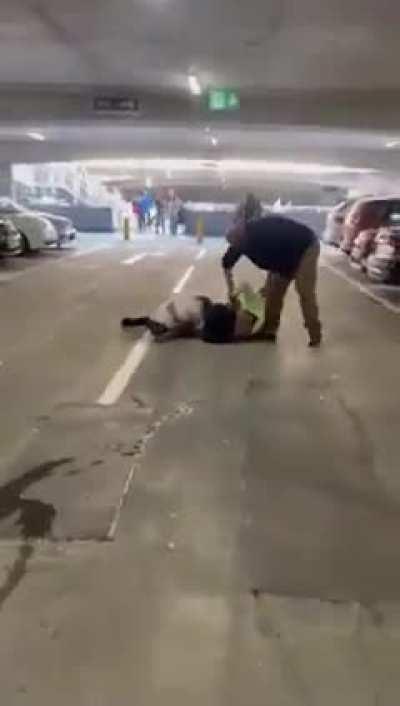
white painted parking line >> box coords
[98,261,197,406]
[323,261,400,314]
[173,265,195,294]
[196,248,207,261]
[97,332,152,406]
[97,255,203,535]
[121,253,147,266]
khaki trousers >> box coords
[264,240,321,340]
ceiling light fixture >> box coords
[211,136,219,147]
[80,158,376,176]
[27,131,45,142]
[219,160,375,175]
[386,140,400,149]
[188,74,202,96]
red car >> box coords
[366,218,400,283]
[350,228,378,269]
[341,197,400,254]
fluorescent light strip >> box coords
[81,158,376,176]
[219,160,375,175]
[188,74,202,96]
[27,131,45,141]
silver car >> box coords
[0,199,58,252]
[323,199,356,247]
[34,211,77,247]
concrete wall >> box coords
[183,206,330,238]
[28,204,115,232]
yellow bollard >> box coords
[123,215,131,241]
[196,216,204,244]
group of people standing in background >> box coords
[234,192,263,226]
[132,188,183,235]
[132,187,262,237]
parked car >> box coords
[323,199,355,246]
[0,198,58,253]
[21,196,77,245]
[0,219,21,255]
[350,228,378,269]
[341,197,400,254]
[34,212,77,247]
[366,215,400,283]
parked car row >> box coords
[323,196,400,284]
[0,198,76,257]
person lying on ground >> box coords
[120,283,267,344]
[121,294,211,341]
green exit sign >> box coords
[208,89,240,111]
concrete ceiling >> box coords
[1,0,400,195]
[1,0,400,92]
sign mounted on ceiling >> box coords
[93,96,140,115]
[208,89,240,112]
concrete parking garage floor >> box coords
[0,235,400,705]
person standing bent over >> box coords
[222,215,322,346]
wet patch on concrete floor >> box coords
[0,544,34,611]
[0,458,73,539]
[0,458,73,610]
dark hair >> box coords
[202,304,236,344]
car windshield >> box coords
[0,198,24,214]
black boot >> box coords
[121,317,149,328]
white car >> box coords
[0,198,58,253]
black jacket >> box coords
[222,216,316,279]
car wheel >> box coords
[19,233,31,255]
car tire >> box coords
[19,233,31,255]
